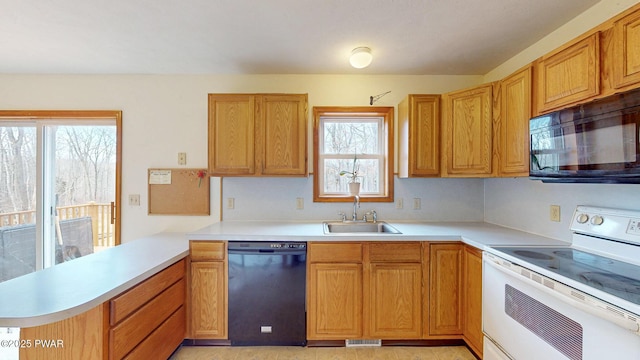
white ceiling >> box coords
[0,0,600,75]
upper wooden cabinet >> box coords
[614,10,640,89]
[261,95,308,176]
[442,84,494,177]
[208,93,308,177]
[208,94,255,175]
[498,66,532,177]
[398,95,440,177]
[535,33,600,114]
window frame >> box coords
[313,106,394,203]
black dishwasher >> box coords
[228,241,307,346]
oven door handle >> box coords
[484,256,640,335]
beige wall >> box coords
[0,74,481,241]
[1,0,638,242]
[485,0,639,81]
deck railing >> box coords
[0,202,115,247]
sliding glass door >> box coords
[0,111,122,283]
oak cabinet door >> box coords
[443,84,493,176]
[463,245,483,357]
[208,93,308,177]
[208,94,256,175]
[429,243,463,335]
[499,66,532,176]
[307,263,363,339]
[190,261,227,339]
[261,94,308,176]
[614,10,640,89]
[535,33,600,113]
[398,95,440,177]
[368,263,422,338]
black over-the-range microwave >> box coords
[530,87,640,183]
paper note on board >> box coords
[149,170,172,184]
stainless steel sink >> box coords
[322,221,402,234]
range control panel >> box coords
[626,220,640,236]
[571,206,640,244]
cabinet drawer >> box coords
[368,242,422,262]
[308,242,362,263]
[110,278,185,360]
[123,306,186,360]
[110,259,185,326]
[190,241,226,261]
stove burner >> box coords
[552,250,575,260]
[579,272,640,297]
[513,250,554,260]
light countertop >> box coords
[0,232,188,328]
[188,220,570,250]
[0,221,569,328]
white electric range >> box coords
[483,206,640,360]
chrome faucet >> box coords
[363,210,377,223]
[352,195,360,221]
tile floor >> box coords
[169,345,477,360]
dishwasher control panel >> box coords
[269,243,306,249]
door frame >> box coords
[0,110,123,247]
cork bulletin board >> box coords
[148,168,210,215]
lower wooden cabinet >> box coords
[307,243,363,339]
[20,259,187,360]
[368,262,422,338]
[307,262,363,339]
[188,241,227,339]
[429,243,463,336]
[463,245,483,357]
[307,242,423,340]
[110,279,185,359]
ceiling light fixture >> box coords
[349,47,373,69]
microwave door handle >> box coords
[484,257,640,335]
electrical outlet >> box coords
[296,197,304,210]
[227,198,235,209]
[550,205,561,222]
[396,198,403,209]
[413,198,421,210]
[129,194,140,206]
[178,152,187,165]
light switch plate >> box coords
[178,152,187,165]
[129,194,140,206]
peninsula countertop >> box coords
[0,220,569,328]
[0,232,188,327]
